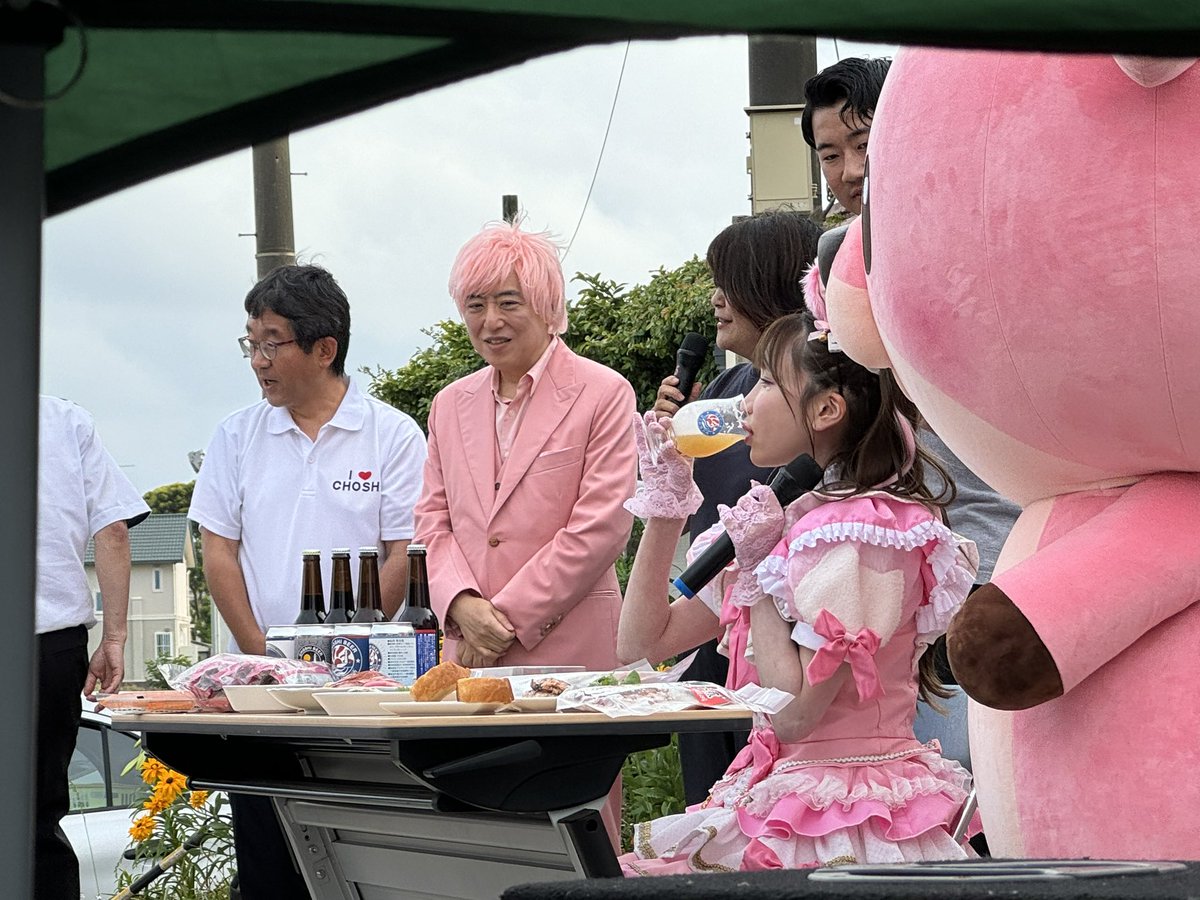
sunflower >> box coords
[188,790,209,809]
[129,815,156,842]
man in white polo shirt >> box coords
[36,395,150,900]
[189,265,425,899]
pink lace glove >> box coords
[717,482,785,608]
[624,411,704,520]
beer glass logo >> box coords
[331,638,364,678]
[697,409,725,436]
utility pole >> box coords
[217,136,295,654]
[745,36,820,216]
[502,194,519,224]
[251,137,296,279]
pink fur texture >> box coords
[825,49,1200,859]
[801,261,827,321]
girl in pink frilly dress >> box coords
[617,301,981,875]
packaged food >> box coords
[169,653,332,711]
[556,681,792,718]
[328,670,409,690]
[588,670,642,686]
[95,690,198,714]
[524,677,570,698]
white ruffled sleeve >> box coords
[916,524,978,645]
[754,494,979,652]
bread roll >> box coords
[455,677,514,704]
[411,661,471,701]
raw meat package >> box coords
[556,680,791,718]
[170,653,332,711]
[95,690,198,714]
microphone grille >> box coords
[680,332,709,355]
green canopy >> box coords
[36,0,1200,216]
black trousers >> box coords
[230,793,313,898]
[677,638,750,806]
[36,625,88,900]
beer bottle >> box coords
[351,546,385,623]
[398,543,440,674]
[295,550,325,625]
[325,548,355,624]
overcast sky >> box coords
[39,36,890,494]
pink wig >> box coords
[448,221,568,335]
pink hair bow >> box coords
[805,609,883,701]
[724,728,780,795]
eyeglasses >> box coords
[238,336,296,361]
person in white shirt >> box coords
[36,395,149,900]
[188,265,426,899]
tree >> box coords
[143,482,195,514]
[365,257,719,430]
[567,258,720,412]
[364,320,482,434]
[142,481,212,648]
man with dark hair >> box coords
[242,264,353,376]
[189,264,426,898]
[801,57,891,216]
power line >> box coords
[562,41,630,264]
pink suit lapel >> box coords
[492,347,583,516]
[455,371,499,516]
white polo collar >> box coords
[265,377,364,435]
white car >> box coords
[62,705,145,899]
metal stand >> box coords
[144,726,650,898]
[0,9,57,894]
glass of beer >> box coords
[645,395,748,460]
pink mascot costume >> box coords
[825,49,1200,858]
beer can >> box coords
[295,623,334,665]
[265,625,297,659]
[329,624,371,679]
[414,628,439,678]
[370,622,417,685]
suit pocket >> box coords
[526,444,583,475]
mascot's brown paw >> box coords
[947,583,1064,710]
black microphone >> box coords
[672,454,825,599]
[672,332,709,403]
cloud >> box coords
[40,35,892,493]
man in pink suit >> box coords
[415,221,637,673]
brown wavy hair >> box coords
[754,312,957,706]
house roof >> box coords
[85,512,191,565]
